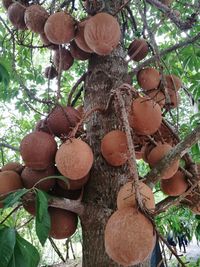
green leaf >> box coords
[35,190,50,246]
[8,232,40,267]
[0,226,16,267]
[3,189,30,209]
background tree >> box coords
[0,0,200,267]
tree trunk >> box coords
[80,43,151,266]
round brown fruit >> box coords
[75,19,93,53]
[161,171,188,196]
[20,131,57,170]
[21,166,56,191]
[35,119,51,134]
[49,207,78,239]
[117,181,155,211]
[137,68,160,90]
[23,199,36,216]
[167,88,181,109]
[47,106,81,138]
[40,32,59,50]
[128,39,149,62]
[53,48,74,71]
[44,11,75,45]
[165,74,182,91]
[147,143,179,179]
[50,182,81,199]
[2,0,13,10]
[69,40,91,61]
[58,174,89,190]
[0,170,23,195]
[55,138,94,180]
[44,66,58,79]
[129,96,162,135]
[146,89,166,108]
[105,208,156,266]
[1,162,23,174]
[84,13,121,55]
[7,3,26,30]
[101,130,128,167]
[24,5,49,33]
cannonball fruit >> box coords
[147,143,179,179]
[101,130,128,167]
[7,3,26,30]
[137,68,160,90]
[53,48,74,71]
[128,39,149,62]
[69,41,91,61]
[47,106,81,138]
[40,32,59,50]
[49,207,78,239]
[44,66,58,79]
[165,74,182,91]
[58,174,89,190]
[146,89,166,108]
[44,11,75,45]
[24,5,49,33]
[50,183,82,200]
[0,170,23,195]
[161,171,188,196]
[55,138,94,180]
[105,208,155,266]
[117,181,155,210]
[75,20,93,53]
[20,131,57,170]
[129,96,162,135]
[2,0,13,10]
[84,13,121,55]
[1,162,23,174]
[167,88,181,109]
[21,166,56,191]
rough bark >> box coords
[80,42,151,267]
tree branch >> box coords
[130,32,200,75]
[146,124,200,187]
[145,0,198,30]
[0,143,19,152]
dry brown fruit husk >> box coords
[7,3,27,30]
[69,40,91,61]
[20,131,57,170]
[47,106,81,138]
[128,39,149,62]
[53,48,74,71]
[117,181,155,210]
[1,162,24,174]
[84,12,121,55]
[35,119,51,135]
[137,68,160,90]
[101,130,128,167]
[104,208,156,266]
[129,96,162,135]
[167,88,181,109]
[55,138,94,180]
[75,19,93,53]
[44,66,58,79]
[44,11,75,45]
[161,171,188,196]
[147,143,179,179]
[24,5,49,33]
[40,32,59,50]
[21,166,56,191]
[49,207,78,239]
